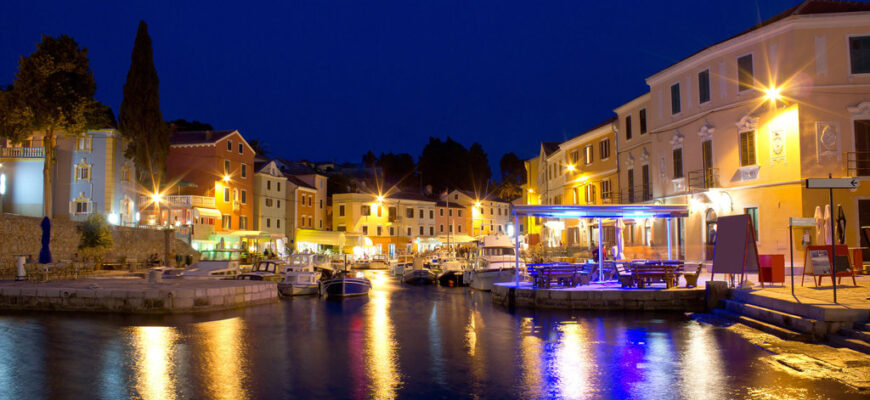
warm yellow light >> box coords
[376,195,385,203]
[764,86,781,102]
[223,175,230,182]
[151,192,162,203]
[474,202,482,208]
[527,188,534,193]
[566,164,576,172]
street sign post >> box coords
[804,174,860,303]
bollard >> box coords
[148,269,163,283]
[15,255,26,281]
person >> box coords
[590,242,599,262]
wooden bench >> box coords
[629,261,682,289]
[529,264,589,288]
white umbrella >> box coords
[814,206,823,245]
[615,218,625,260]
[824,204,833,245]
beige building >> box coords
[441,190,511,237]
[332,192,437,255]
[638,3,870,263]
[253,161,287,251]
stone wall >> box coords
[0,213,198,264]
[491,283,707,311]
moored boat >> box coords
[368,254,390,270]
[437,258,467,287]
[390,255,413,277]
[466,234,524,291]
[403,257,436,284]
[237,259,284,282]
[322,270,372,297]
[178,249,244,279]
[278,254,333,296]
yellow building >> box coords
[441,190,512,238]
[332,192,437,256]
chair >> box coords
[683,263,703,288]
[615,263,634,288]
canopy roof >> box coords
[296,229,345,246]
[512,204,688,219]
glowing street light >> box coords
[566,164,576,172]
[151,192,162,203]
[376,194,385,203]
[223,175,230,183]
[764,86,781,103]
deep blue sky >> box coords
[1,0,802,170]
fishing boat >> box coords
[177,249,244,279]
[437,258,468,287]
[403,257,436,284]
[390,255,413,277]
[368,254,390,270]
[237,259,284,282]
[466,234,524,291]
[278,254,333,296]
[321,270,372,298]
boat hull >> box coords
[322,278,372,297]
[437,270,466,287]
[467,268,519,291]
[277,283,319,296]
[403,269,435,285]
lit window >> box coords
[584,145,593,164]
[76,137,92,151]
[739,130,756,166]
[75,162,91,181]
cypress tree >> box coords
[119,20,169,188]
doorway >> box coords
[705,208,718,261]
[859,200,870,261]
[855,120,870,176]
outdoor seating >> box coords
[683,263,703,288]
[527,263,589,288]
[615,263,634,287]
[628,260,681,289]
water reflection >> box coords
[193,317,248,400]
[130,326,179,400]
[680,323,724,399]
[364,271,401,399]
[518,317,543,399]
[554,321,592,399]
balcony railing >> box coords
[0,147,44,159]
[844,152,870,176]
[138,194,216,208]
[687,168,719,191]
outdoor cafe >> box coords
[510,204,700,290]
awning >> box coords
[296,229,345,246]
[344,233,373,247]
[437,234,476,244]
[512,204,689,219]
[193,207,221,218]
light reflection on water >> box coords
[0,271,859,399]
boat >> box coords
[368,254,389,270]
[321,270,372,298]
[466,234,524,291]
[278,254,334,296]
[351,259,371,269]
[390,255,413,277]
[178,249,243,279]
[437,257,468,287]
[237,259,284,282]
[403,257,436,284]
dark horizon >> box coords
[1,0,804,168]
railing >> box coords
[687,168,719,191]
[0,147,44,159]
[844,152,870,176]
[137,195,216,208]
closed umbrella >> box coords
[38,217,52,264]
[824,204,832,245]
[837,204,846,245]
[814,206,824,245]
[615,218,625,260]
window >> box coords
[599,139,610,160]
[388,207,396,219]
[429,210,434,219]
[850,36,870,74]
[224,188,230,202]
[267,180,271,191]
[449,225,453,233]
[361,205,370,216]
[625,115,632,140]
[601,179,612,200]
[277,182,281,192]
[241,190,247,204]
[739,130,756,166]
[406,208,414,218]
[418,209,424,219]
[389,227,395,236]
[320,199,323,209]
[339,205,345,217]
[673,148,683,178]
[627,169,635,202]
[429,227,434,236]
[670,83,681,114]
[76,137,92,151]
[377,206,382,217]
[584,145,593,164]
[74,200,89,214]
[265,198,273,207]
[75,163,90,180]
[458,225,462,233]
[277,200,280,208]
[738,54,753,92]
[319,220,322,228]
[266,218,271,228]
[639,109,647,134]
[308,216,312,227]
[419,226,424,235]
[570,150,579,166]
[120,166,131,182]
[458,210,462,217]
[277,219,280,229]
[448,209,453,217]
[227,140,232,151]
[585,184,596,204]
[744,207,759,239]
[362,225,369,235]
[572,187,579,205]
[224,160,230,174]
[407,227,412,236]
[698,69,711,104]
[222,215,231,229]
[241,164,247,178]
[377,226,382,236]
[440,224,444,233]
[337,224,346,232]
[238,143,243,154]
[233,189,238,201]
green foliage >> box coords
[248,138,269,157]
[78,214,114,251]
[0,85,28,143]
[495,180,523,202]
[119,20,169,186]
[499,152,526,184]
[377,152,416,187]
[417,137,491,193]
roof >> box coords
[541,142,560,156]
[649,0,870,82]
[170,130,236,145]
[435,201,464,208]
[511,204,689,219]
[565,116,617,143]
[284,174,316,190]
[388,192,435,202]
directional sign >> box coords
[789,217,816,227]
[805,177,859,189]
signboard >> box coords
[712,214,759,280]
[805,177,859,189]
[806,249,831,274]
[789,217,816,227]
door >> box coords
[855,120,870,176]
[702,140,713,187]
[641,165,650,201]
[859,200,870,261]
[705,208,718,261]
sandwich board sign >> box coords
[711,214,759,285]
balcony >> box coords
[618,185,652,203]
[845,152,870,176]
[138,195,216,208]
[0,147,44,159]
[687,168,719,191]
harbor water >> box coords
[0,271,861,399]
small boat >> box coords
[403,257,436,285]
[437,258,468,287]
[390,255,413,277]
[368,254,389,270]
[237,259,284,282]
[322,270,372,298]
[178,249,243,279]
[466,234,524,291]
[278,254,333,296]
[351,259,371,269]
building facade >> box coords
[441,190,511,237]
[253,161,287,251]
[332,192,437,255]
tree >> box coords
[417,137,469,192]
[0,85,28,143]
[9,34,100,217]
[78,214,114,264]
[119,20,169,188]
[377,152,416,186]
[362,150,376,166]
[170,119,213,131]
[248,138,268,157]
[499,152,526,184]
[467,142,491,192]
[495,180,523,202]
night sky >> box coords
[1,0,802,170]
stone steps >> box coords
[827,334,870,355]
[711,308,805,340]
[722,299,828,340]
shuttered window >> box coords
[739,130,756,166]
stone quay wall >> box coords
[0,213,198,264]
[491,284,707,311]
[0,280,278,314]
